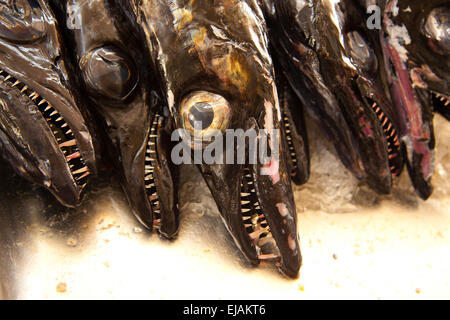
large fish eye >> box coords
[179,91,231,145]
[0,0,46,42]
[423,7,450,54]
[346,31,378,72]
[81,46,138,102]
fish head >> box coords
[55,0,179,237]
[380,0,447,198]
[0,0,97,207]
[272,0,402,194]
[138,0,301,278]
[395,1,450,112]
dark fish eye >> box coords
[346,31,378,72]
[180,91,231,144]
[0,0,46,42]
[81,46,138,102]
[188,102,215,130]
[423,7,450,54]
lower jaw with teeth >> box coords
[0,69,89,189]
[240,165,280,262]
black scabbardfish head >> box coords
[0,0,98,207]
[266,0,403,195]
[378,0,448,199]
[51,0,180,237]
[137,0,302,278]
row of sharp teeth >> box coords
[0,69,89,188]
[371,102,401,176]
[240,166,279,261]
[434,92,450,107]
[282,111,298,177]
[144,115,162,228]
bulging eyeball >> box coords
[0,0,46,42]
[346,31,378,72]
[423,7,450,54]
[81,46,138,102]
[179,91,231,146]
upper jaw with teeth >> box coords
[431,91,450,119]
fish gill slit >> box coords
[240,165,280,262]
[144,114,162,229]
[368,99,402,176]
[0,68,89,189]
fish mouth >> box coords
[329,75,394,194]
[0,68,91,206]
[272,49,365,181]
[127,113,179,239]
[199,119,301,278]
[280,109,302,181]
[278,78,310,185]
[365,97,403,178]
[143,115,162,230]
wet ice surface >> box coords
[0,117,449,299]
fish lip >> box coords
[198,118,301,278]
[0,68,94,207]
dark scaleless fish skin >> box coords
[135,0,302,278]
[376,0,449,199]
[264,0,404,195]
[49,0,180,238]
[0,0,98,207]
